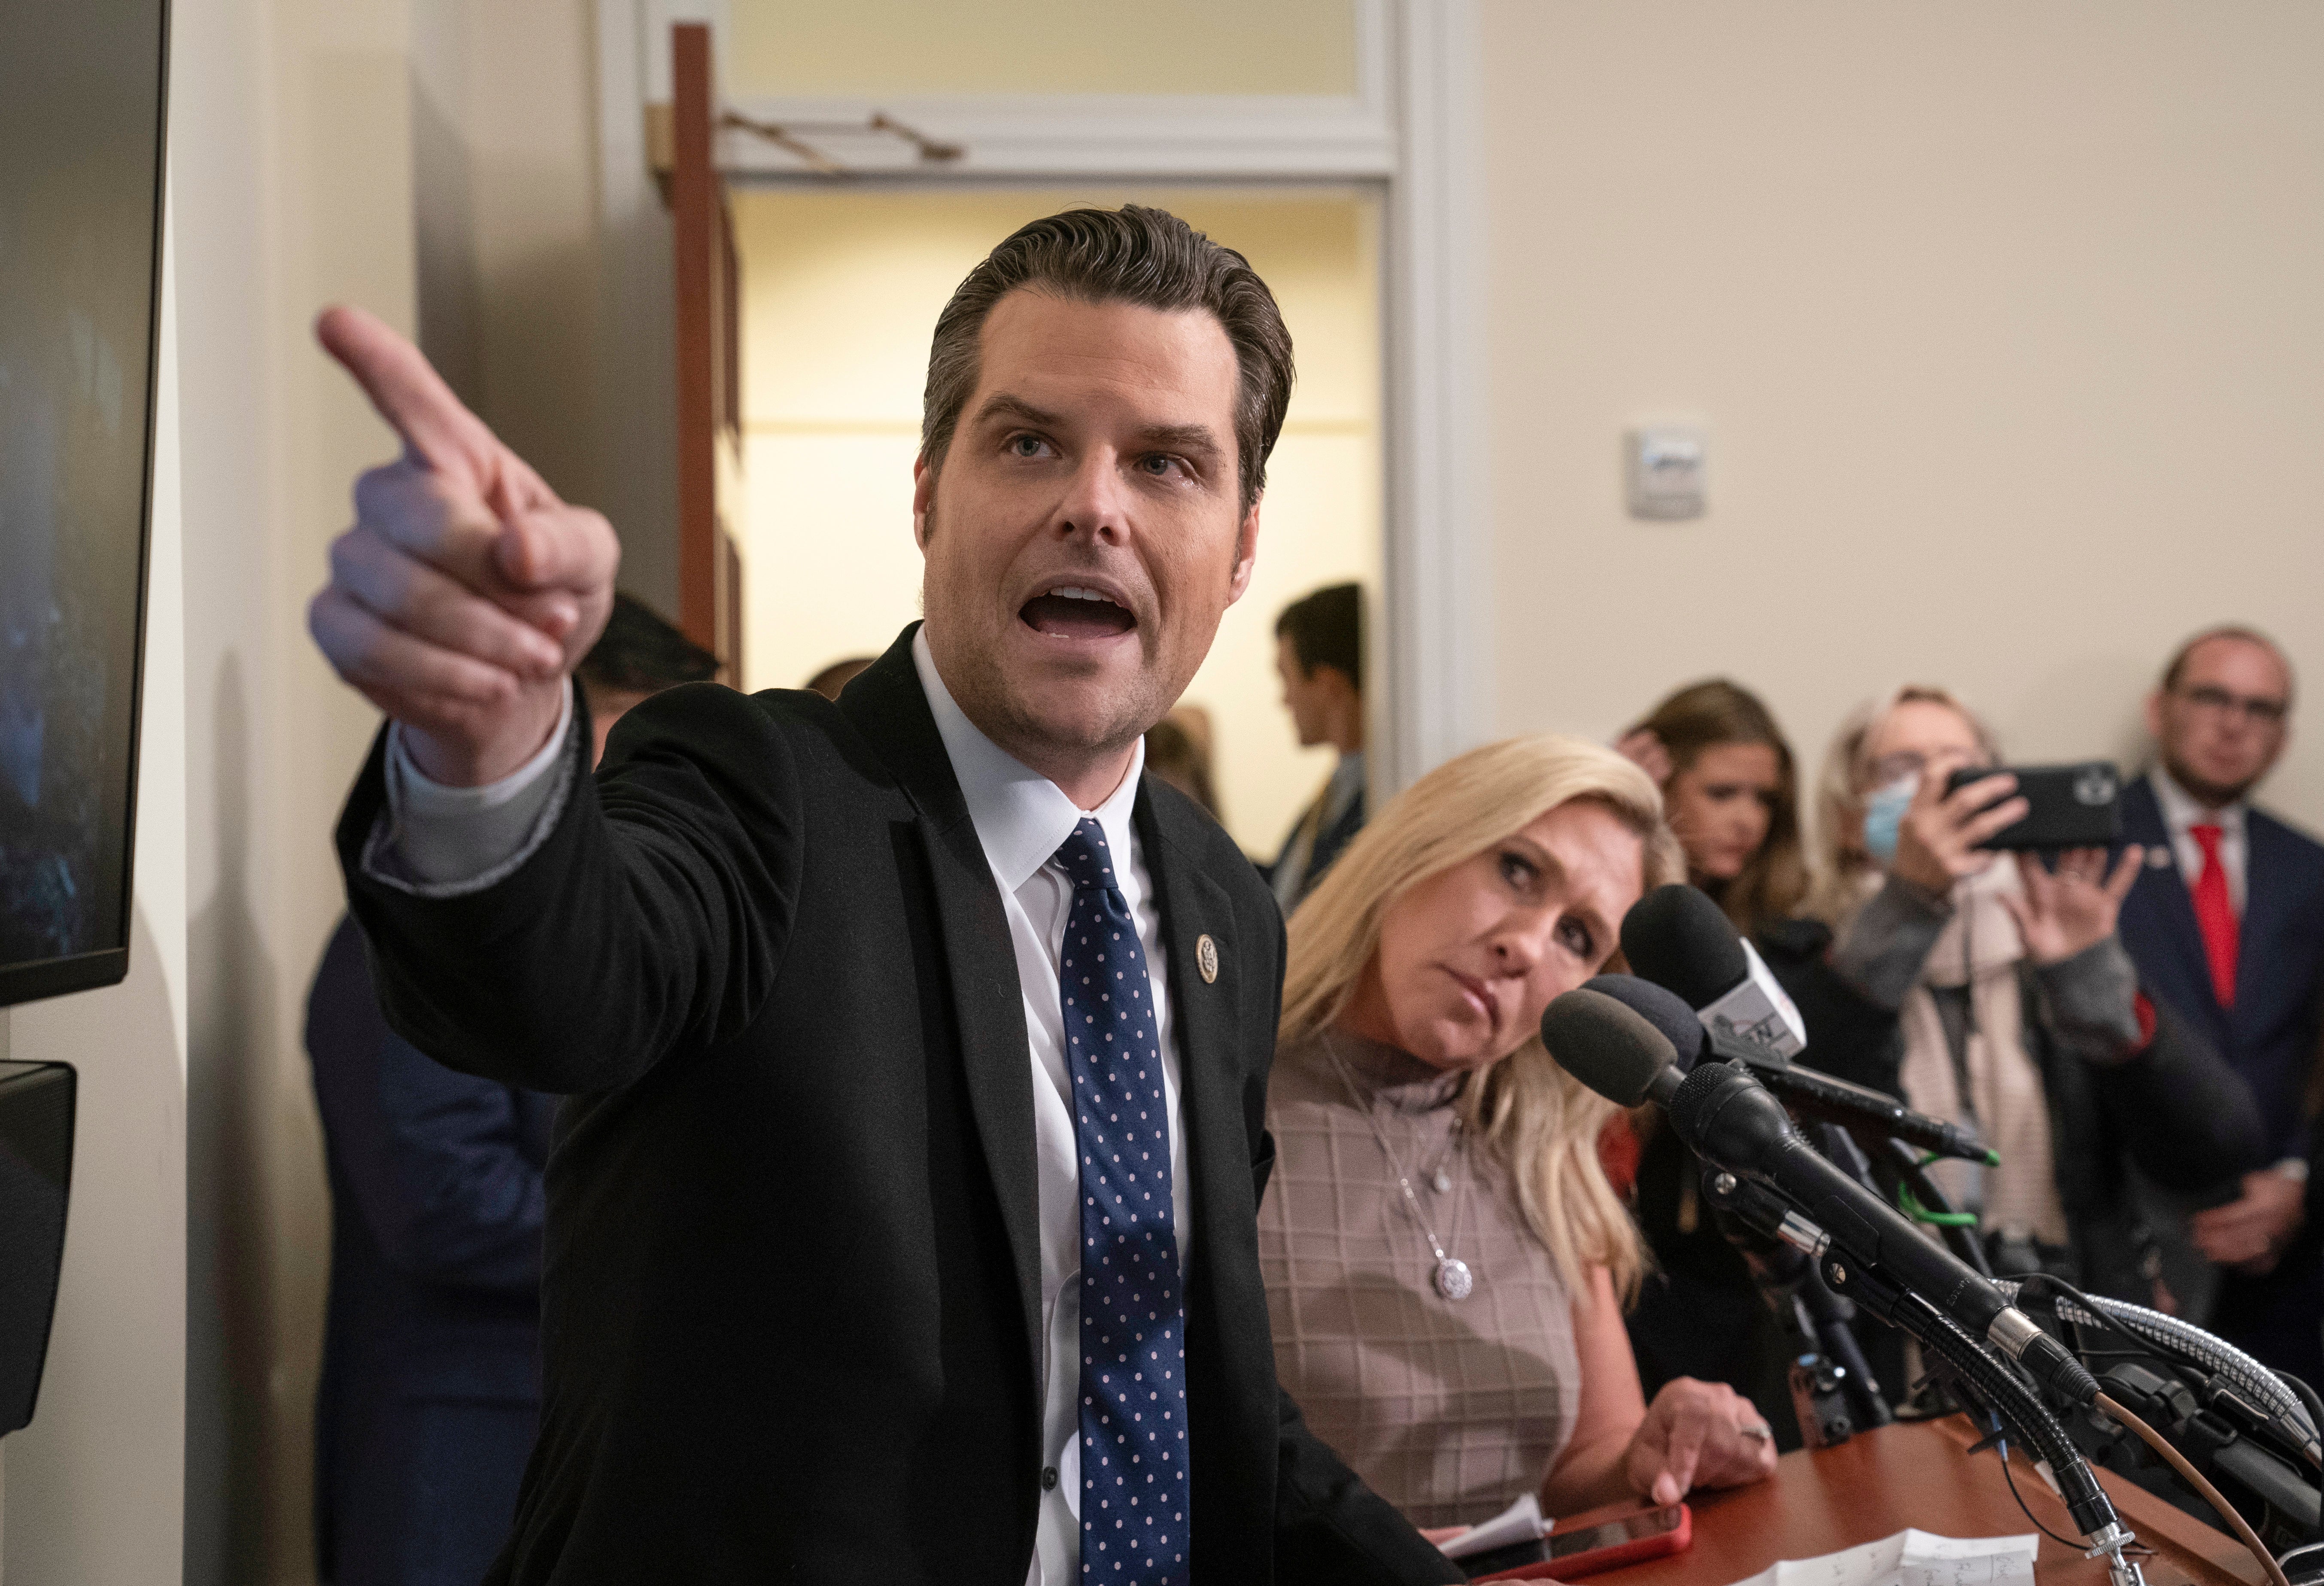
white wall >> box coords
[174,2,421,1580]
[1478,1,2324,835]
[0,204,189,1586]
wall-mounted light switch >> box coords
[1627,425,1707,520]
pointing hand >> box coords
[306,306,620,785]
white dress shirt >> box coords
[2150,766,2249,915]
[369,634,1191,1586]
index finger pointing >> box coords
[316,305,498,480]
[1662,1407,1710,1497]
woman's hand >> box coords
[1890,765,2026,897]
[2001,846,2144,966]
[1616,728,1672,786]
[1622,1378,1777,1503]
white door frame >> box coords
[596,0,1487,791]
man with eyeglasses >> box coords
[2118,626,2324,1387]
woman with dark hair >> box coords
[1616,679,1806,937]
[1614,680,1822,1446]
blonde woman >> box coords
[1257,735,1778,1532]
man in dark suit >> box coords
[305,596,716,1586]
[1264,582,1366,914]
[304,208,1461,1584]
[2117,626,2324,1385]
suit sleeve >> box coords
[1272,1392,1467,1585]
[307,918,546,1294]
[336,683,805,1094]
[2091,994,2268,1194]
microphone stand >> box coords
[1704,1169,1892,1445]
[1817,1250,2148,1586]
[1685,1096,2145,1586]
[1874,1136,1993,1279]
[1707,1076,2305,1586]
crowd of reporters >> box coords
[303,584,2318,1581]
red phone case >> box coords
[1473,1501,1692,1582]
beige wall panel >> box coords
[1478,0,2324,839]
[728,0,1358,99]
[744,431,930,685]
[734,186,1379,853]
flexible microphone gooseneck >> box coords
[1543,985,2100,1407]
[1611,890,1996,1164]
[1588,970,1995,1172]
[1542,987,2144,1577]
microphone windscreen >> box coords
[1583,974,1712,1071]
[1620,884,1751,1009]
[1667,1057,1770,1154]
[1541,987,1679,1107]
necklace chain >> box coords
[1322,1034,1472,1298]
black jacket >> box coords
[336,628,1459,1586]
[306,915,555,1585]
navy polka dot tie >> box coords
[1054,818,1190,1584]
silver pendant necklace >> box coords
[1324,1035,1473,1301]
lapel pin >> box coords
[2147,848,2174,869]
[1196,934,1219,984]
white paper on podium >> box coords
[1439,1493,1548,1560]
[1720,1528,2038,1586]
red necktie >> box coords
[2189,823,2239,1009]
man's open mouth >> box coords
[1020,586,1136,639]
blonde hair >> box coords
[1806,684,1999,926]
[1280,735,1683,1302]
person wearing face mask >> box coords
[1801,687,2265,1293]
[1256,736,1779,1533]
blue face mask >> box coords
[1862,775,1918,865]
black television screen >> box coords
[0,0,171,1007]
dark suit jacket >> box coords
[2116,775,2324,1160]
[2116,775,2324,1383]
[1264,780,1365,912]
[307,914,557,1586]
[335,628,1459,1586]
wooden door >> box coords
[671,21,744,681]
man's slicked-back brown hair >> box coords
[918,205,1294,513]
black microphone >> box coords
[1539,987,1681,1107]
[1540,986,2099,1410]
[1620,884,1807,1057]
[1586,973,1996,1165]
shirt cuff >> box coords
[2031,936,2144,1058]
[360,685,580,895]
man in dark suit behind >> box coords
[1264,582,1366,915]
[305,596,716,1586]
[304,208,1461,1584]
[2116,626,2324,1385]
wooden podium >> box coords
[1584,1419,2261,1586]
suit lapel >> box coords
[1133,787,1252,1273]
[839,628,1045,1387]
[2236,811,2293,1029]
[2123,775,2225,1026]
